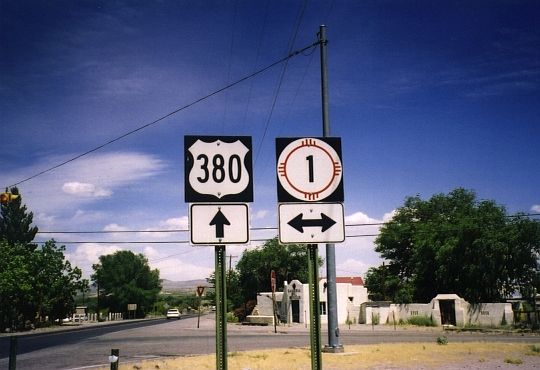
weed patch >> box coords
[504,357,523,365]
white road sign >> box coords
[185,136,253,203]
[276,137,343,202]
[278,203,345,244]
[190,203,249,245]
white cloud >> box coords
[103,223,130,232]
[34,212,56,228]
[253,209,269,220]
[66,243,123,278]
[62,182,112,197]
[151,257,213,281]
[17,151,167,215]
[531,205,540,213]
[160,217,189,230]
[345,211,380,224]
[336,258,372,277]
[382,210,397,222]
[70,209,108,224]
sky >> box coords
[1,0,539,283]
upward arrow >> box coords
[287,213,336,233]
[210,208,230,239]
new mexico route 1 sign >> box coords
[185,136,253,203]
[276,137,343,203]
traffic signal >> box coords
[0,191,19,204]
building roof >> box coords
[334,276,364,286]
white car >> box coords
[166,308,181,319]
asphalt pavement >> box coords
[1,314,538,370]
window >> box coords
[320,302,327,315]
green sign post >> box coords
[308,244,322,370]
[215,245,228,370]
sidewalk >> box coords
[0,316,164,338]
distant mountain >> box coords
[160,279,212,293]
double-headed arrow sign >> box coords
[278,203,345,244]
[287,213,336,233]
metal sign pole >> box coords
[215,245,228,370]
[319,24,344,353]
[308,244,322,370]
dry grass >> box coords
[98,342,540,370]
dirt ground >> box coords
[97,342,540,370]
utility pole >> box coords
[227,255,238,272]
[319,24,344,354]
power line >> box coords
[6,40,321,189]
[35,223,382,235]
[32,233,381,245]
[34,214,540,235]
[254,0,310,165]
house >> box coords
[250,276,368,325]
[360,293,513,326]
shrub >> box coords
[504,357,523,365]
[408,315,435,327]
[226,312,238,323]
[436,336,448,345]
[528,344,540,355]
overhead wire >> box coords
[239,0,270,130]
[33,213,540,245]
[254,0,310,165]
[35,213,540,235]
[220,0,239,133]
[6,40,321,189]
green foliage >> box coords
[0,192,87,331]
[369,188,540,303]
[0,240,87,331]
[504,357,523,365]
[0,187,38,248]
[226,311,238,323]
[233,299,257,322]
[156,292,200,314]
[234,237,323,303]
[528,344,540,354]
[92,250,161,318]
[407,315,435,327]
[436,336,448,345]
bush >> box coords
[226,312,238,323]
[408,315,435,326]
[232,300,257,322]
[436,336,448,345]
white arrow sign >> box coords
[190,203,249,245]
[278,203,345,244]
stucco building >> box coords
[252,276,368,325]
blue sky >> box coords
[1,1,539,282]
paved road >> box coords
[1,315,538,369]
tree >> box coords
[92,251,161,318]
[0,187,38,249]
[0,189,87,331]
[0,240,87,331]
[0,241,35,331]
[33,240,86,323]
[235,237,323,304]
[366,188,540,304]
